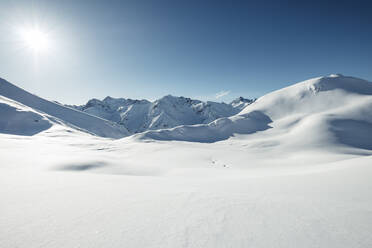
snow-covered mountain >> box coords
[0,78,129,138]
[1,73,372,149]
[70,95,254,133]
[135,74,372,148]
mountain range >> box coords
[69,96,254,133]
[1,73,372,150]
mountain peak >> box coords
[103,96,115,101]
[310,74,372,95]
[230,97,254,109]
[231,96,254,103]
[328,73,344,78]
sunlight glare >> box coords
[20,28,50,52]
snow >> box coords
[1,74,372,248]
[1,130,372,248]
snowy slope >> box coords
[0,96,52,135]
[135,74,372,148]
[0,78,129,138]
[71,95,253,133]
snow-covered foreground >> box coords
[1,74,372,247]
[1,126,372,248]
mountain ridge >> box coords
[134,74,372,146]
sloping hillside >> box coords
[0,96,52,136]
[0,78,129,138]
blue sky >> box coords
[0,0,371,104]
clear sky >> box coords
[1,0,371,104]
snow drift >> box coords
[135,110,272,143]
[0,78,129,138]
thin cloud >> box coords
[215,90,230,99]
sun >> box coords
[20,28,50,52]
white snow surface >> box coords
[1,74,372,248]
